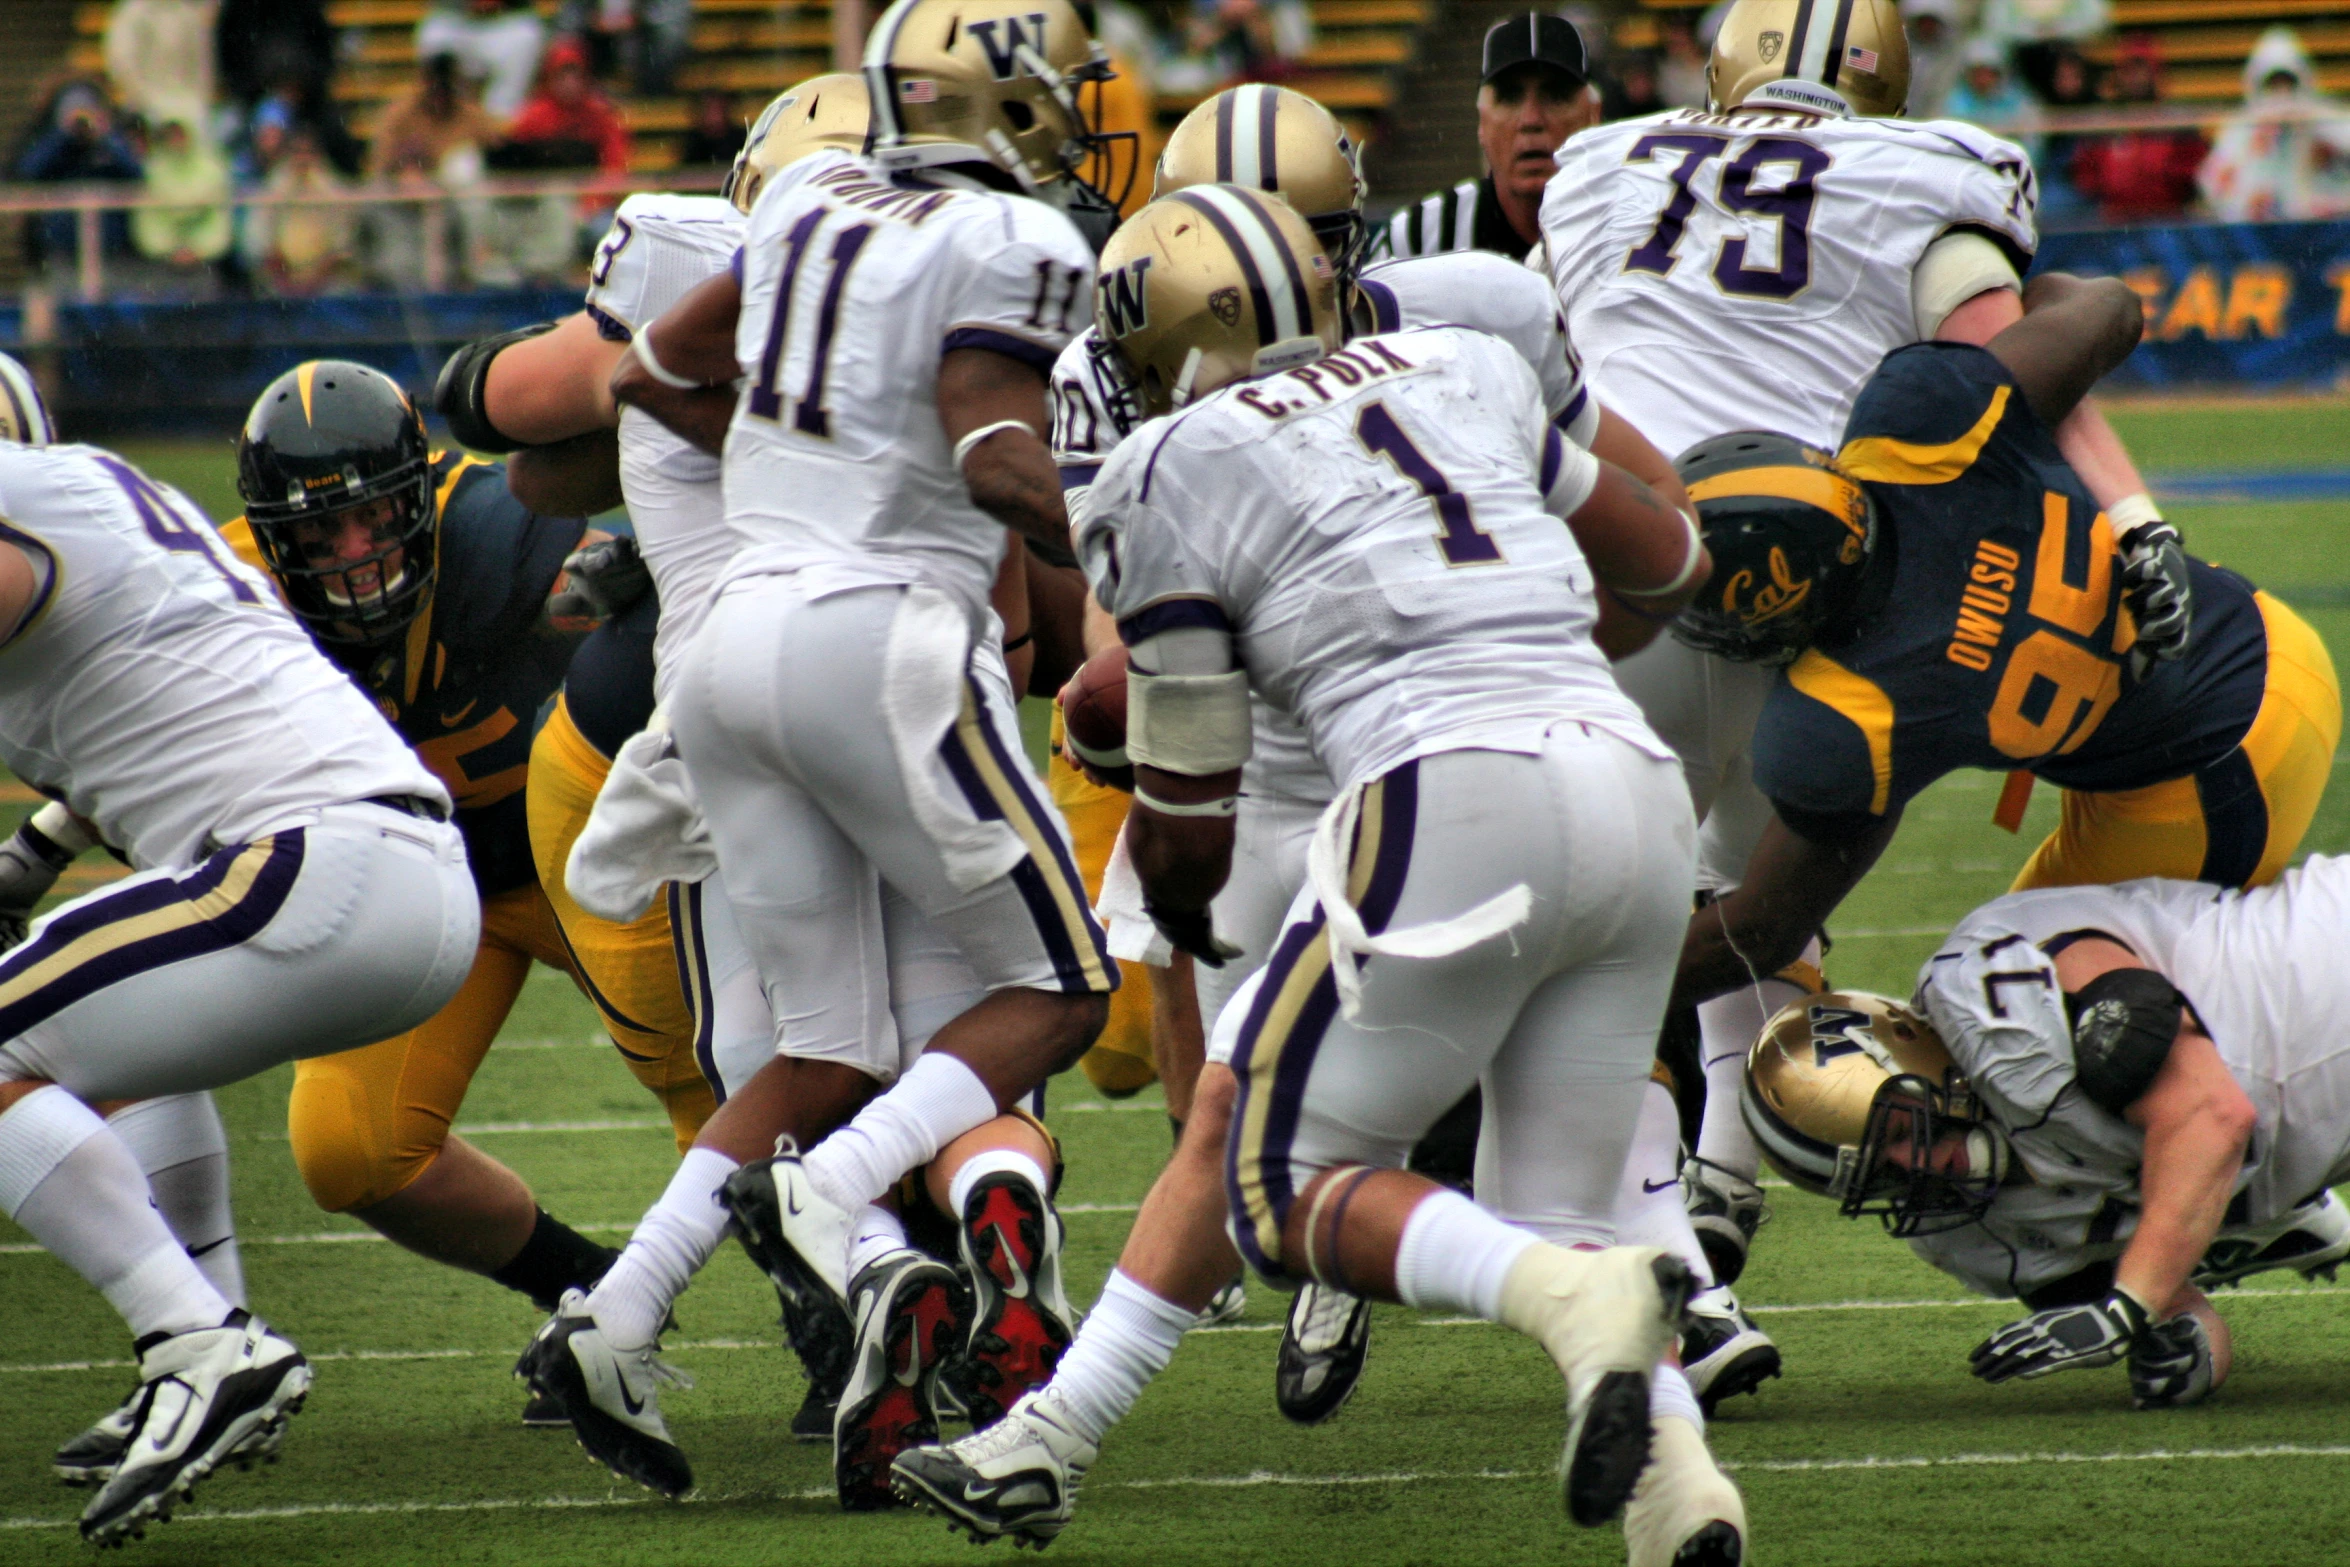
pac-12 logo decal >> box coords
[1757,29,1784,62]
[1807,1005,1875,1067]
[969,12,1052,80]
[1208,287,1242,328]
[1097,257,1152,336]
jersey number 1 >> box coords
[1356,402,1501,566]
[747,214,875,437]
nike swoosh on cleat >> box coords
[1641,1178,1679,1194]
[613,1368,647,1418]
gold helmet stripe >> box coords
[1215,83,1281,191]
[1685,463,1864,518]
[1171,185,1310,345]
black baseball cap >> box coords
[1481,13,1589,88]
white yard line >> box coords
[12,1446,2350,1530]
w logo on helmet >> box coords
[1807,1005,1874,1066]
[1098,257,1152,337]
[969,12,1052,80]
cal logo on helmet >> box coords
[1098,256,1152,337]
[969,11,1052,80]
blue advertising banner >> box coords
[2036,218,2350,390]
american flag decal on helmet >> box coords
[1845,44,1879,71]
[899,77,938,101]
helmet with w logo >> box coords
[1670,430,1878,666]
[728,73,870,215]
[1744,991,2010,1235]
[1093,184,1343,418]
[863,0,1123,197]
[1708,0,1911,117]
[1155,86,1369,285]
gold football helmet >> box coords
[1743,991,2010,1235]
[0,351,56,446]
[726,73,871,215]
[1094,184,1343,418]
[1155,85,1369,281]
[862,0,1118,195]
[1708,0,1910,117]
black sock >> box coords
[489,1209,618,1312]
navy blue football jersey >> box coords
[1751,343,2269,826]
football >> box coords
[1059,644,1133,785]
[2177,1287,2234,1389]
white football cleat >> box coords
[1682,1158,1769,1288]
[1499,1244,1692,1529]
[833,1249,967,1511]
[1195,1275,1247,1328]
[891,1383,1100,1547]
[54,1387,144,1487]
[516,1290,695,1497]
[1680,1294,1782,1416]
[79,1311,312,1546]
[1275,1281,1373,1424]
[1623,1415,1746,1567]
[721,1140,858,1390]
[2196,1188,2350,1288]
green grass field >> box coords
[6,404,2350,1564]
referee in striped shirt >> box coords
[1381,13,1599,262]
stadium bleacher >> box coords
[69,0,1431,173]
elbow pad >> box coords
[1912,231,2021,339]
[433,320,559,454]
[2066,967,2185,1115]
[1127,666,1254,776]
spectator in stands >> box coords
[1656,12,1709,110]
[677,90,746,172]
[2199,26,2350,222]
[1601,49,1668,121]
[1981,0,2109,101]
[372,53,503,179]
[555,0,694,97]
[499,39,631,176]
[216,0,336,113]
[1384,14,1598,261]
[1900,0,1962,121]
[15,83,144,276]
[131,110,233,284]
[251,124,355,293]
[2072,33,2206,224]
[417,0,548,119]
[1158,0,1312,92]
[106,0,220,122]
[1946,35,2032,130]
[2032,43,2099,225]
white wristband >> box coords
[953,419,1038,470]
[2107,492,2164,537]
[1134,787,1238,818]
[630,325,706,390]
[1620,509,1707,599]
[28,801,95,857]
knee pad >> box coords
[286,1070,438,1213]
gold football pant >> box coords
[2015,593,2340,892]
[285,700,712,1214]
[1047,705,1157,1095]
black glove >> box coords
[1970,1288,2151,1384]
[0,816,78,953]
[548,534,652,623]
[2117,519,2192,677]
[1146,904,1242,968]
[2128,1310,2216,1409]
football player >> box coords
[1672,274,2338,1015]
[1044,80,1700,1435]
[512,0,1122,1507]
[0,357,476,1543]
[1541,0,2193,1330]
[226,362,664,1341]
[896,187,1746,1567]
[1745,848,2350,1407]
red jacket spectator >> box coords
[500,39,629,173]
[2072,35,2208,224]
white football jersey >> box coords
[724,151,1095,621]
[1081,327,1670,793]
[0,444,443,871]
[585,192,745,698]
[1050,250,1601,805]
[1543,99,2036,457]
[1908,860,2350,1296]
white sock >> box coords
[1694,976,1803,1178]
[1614,1082,1718,1293]
[587,1146,739,1350]
[1048,1268,1195,1445]
[946,1146,1050,1218]
[108,1094,244,1307]
[801,1053,998,1212]
[846,1203,909,1283]
[0,1086,230,1341]
[1651,1361,1704,1428]
[1394,1188,1539,1320]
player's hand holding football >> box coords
[1970,1288,2152,1384]
[2115,515,2192,675]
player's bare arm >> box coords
[1022,545,1089,696]
[1983,273,2146,438]
[2051,936,2254,1316]
[1117,621,1247,965]
[483,312,627,443]
[939,346,1069,554]
[610,270,742,456]
[1562,460,1711,659]
[1673,808,1901,1009]
[991,534,1035,695]
[1586,404,1691,516]
[507,430,624,517]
